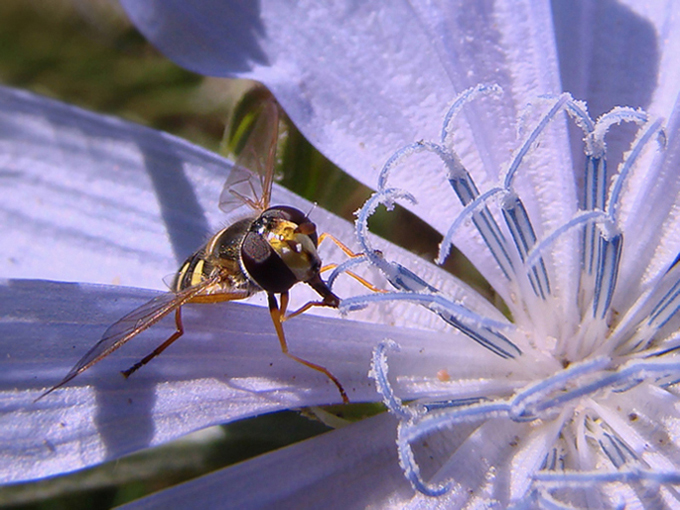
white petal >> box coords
[614,94,680,307]
[0,85,501,330]
[552,1,680,305]
[0,278,510,484]
[553,0,680,119]
[0,85,221,289]
[404,419,536,508]
[118,413,414,510]
[120,1,575,298]
[552,0,679,189]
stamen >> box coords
[589,107,648,158]
[399,356,680,447]
[606,254,680,355]
[502,192,551,300]
[526,210,609,269]
[445,169,516,280]
[642,331,680,358]
[592,231,623,320]
[534,468,680,486]
[598,431,638,468]
[368,341,414,420]
[423,135,522,284]
[397,422,452,496]
[541,447,562,471]
[532,358,680,414]
[390,353,680,501]
[440,83,503,146]
[368,342,453,496]
[498,95,590,300]
[341,291,520,358]
[563,98,594,136]
[373,94,519,282]
[509,357,611,420]
[607,118,665,223]
[503,93,571,189]
[578,107,649,315]
[436,186,506,267]
[356,83,677,504]
[618,269,680,355]
[355,189,417,257]
[421,397,486,412]
[413,141,470,183]
[325,255,369,290]
[582,156,607,279]
[361,223,517,362]
[400,399,512,444]
[340,292,510,330]
[354,186,524,357]
[576,118,662,324]
[646,276,680,332]
[355,193,438,294]
[384,261,438,293]
[397,358,680,494]
[374,92,574,299]
[377,143,427,191]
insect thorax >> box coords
[173,217,259,294]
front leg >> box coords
[267,292,348,403]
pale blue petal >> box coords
[119,413,414,510]
[614,95,680,307]
[0,85,499,329]
[551,1,680,302]
[1,277,514,484]
[553,0,679,118]
[120,0,574,296]
[0,85,224,289]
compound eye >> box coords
[264,206,319,247]
[241,231,298,293]
[266,205,306,223]
[241,230,270,265]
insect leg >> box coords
[318,232,385,292]
[282,299,335,321]
[121,306,185,379]
[318,232,361,257]
[319,262,385,293]
[267,292,349,403]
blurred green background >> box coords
[0,1,490,508]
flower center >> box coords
[336,85,680,505]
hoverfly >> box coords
[41,98,349,403]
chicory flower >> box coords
[2,1,680,508]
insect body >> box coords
[42,99,348,403]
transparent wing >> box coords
[41,277,219,397]
[219,99,279,214]
[218,164,265,213]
